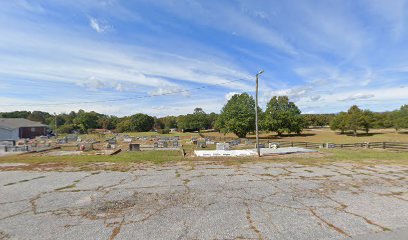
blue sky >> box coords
[0,0,407,117]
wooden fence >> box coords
[199,134,408,151]
[266,141,408,151]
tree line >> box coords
[1,94,407,137]
[330,104,408,135]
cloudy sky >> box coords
[1,0,407,116]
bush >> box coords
[57,124,79,134]
[157,128,170,134]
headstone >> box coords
[269,143,279,149]
[66,134,78,142]
[0,141,14,147]
[78,143,93,151]
[108,139,117,144]
[129,143,140,151]
[123,137,133,143]
[153,142,159,148]
[197,141,207,148]
[255,143,265,148]
[216,143,230,150]
[173,141,179,147]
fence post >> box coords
[383,142,386,149]
[305,142,308,148]
[291,141,294,147]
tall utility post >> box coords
[255,70,264,157]
[54,112,57,135]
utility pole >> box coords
[255,70,264,157]
[54,112,57,136]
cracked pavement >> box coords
[0,161,407,239]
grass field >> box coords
[1,128,407,167]
[205,128,408,143]
[0,150,183,165]
[1,148,407,167]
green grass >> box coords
[204,128,408,144]
[270,148,408,165]
[0,150,183,164]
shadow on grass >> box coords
[344,132,385,137]
[249,133,316,139]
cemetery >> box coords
[2,127,408,161]
[0,132,183,158]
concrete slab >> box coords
[0,162,407,239]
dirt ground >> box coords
[0,160,407,240]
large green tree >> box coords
[330,105,375,135]
[215,93,256,138]
[330,112,348,134]
[263,96,304,136]
[391,105,408,131]
[116,113,155,132]
[177,108,210,131]
[73,110,102,133]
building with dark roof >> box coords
[0,118,49,140]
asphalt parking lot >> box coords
[0,161,407,240]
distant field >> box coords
[63,128,408,144]
[205,128,408,143]
[1,128,408,168]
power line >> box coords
[1,78,249,107]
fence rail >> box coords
[268,141,408,151]
[200,134,408,151]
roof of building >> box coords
[0,118,48,130]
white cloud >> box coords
[225,92,240,101]
[340,93,375,102]
[148,87,190,97]
[310,95,321,101]
[76,76,107,90]
[89,17,111,33]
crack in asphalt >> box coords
[0,162,407,239]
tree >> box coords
[303,114,334,128]
[159,116,177,129]
[57,124,80,134]
[27,111,51,124]
[116,113,155,132]
[215,93,256,138]
[0,111,31,118]
[263,96,304,136]
[372,112,393,129]
[177,108,210,132]
[347,105,363,136]
[330,106,375,136]
[360,110,375,134]
[391,105,408,131]
[73,111,101,133]
[330,112,348,134]
[208,112,219,129]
